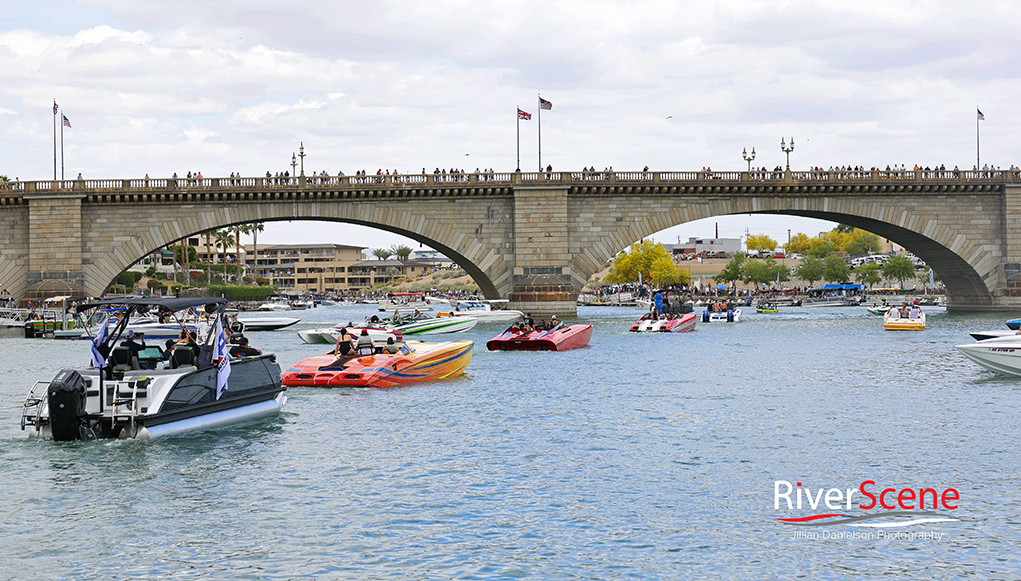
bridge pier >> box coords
[24,193,86,301]
[507,186,578,316]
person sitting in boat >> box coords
[899,305,910,319]
[549,315,560,329]
[121,330,147,359]
[523,313,534,327]
[383,337,400,354]
[229,336,262,357]
[649,307,660,320]
[412,309,423,320]
[333,328,356,356]
[355,330,375,356]
[909,305,922,319]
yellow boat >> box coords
[883,307,926,331]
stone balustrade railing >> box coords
[3,169,1019,197]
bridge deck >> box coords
[2,169,1018,207]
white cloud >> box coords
[2,0,1020,249]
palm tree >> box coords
[203,229,215,284]
[249,222,265,284]
[372,248,393,260]
[234,224,252,283]
[389,244,413,261]
[214,230,236,283]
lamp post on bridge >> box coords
[299,142,305,177]
[291,153,297,182]
[742,147,756,173]
[780,137,794,171]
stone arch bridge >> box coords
[3,169,1021,314]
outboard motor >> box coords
[47,369,88,441]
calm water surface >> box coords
[1,304,1019,580]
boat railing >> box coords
[110,379,146,436]
[20,380,49,431]
[0,306,25,326]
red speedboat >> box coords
[486,323,592,351]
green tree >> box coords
[787,232,812,254]
[741,259,774,286]
[390,244,413,261]
[746,233,778,253]
[808,243,836,259]
[882,254,916,289]
[649,255,689,286]
[714,253,746,290]
[606,239,676,284]
[845,229,882,256]
[214,230,236,284]
[823,255,851,283]
[234,224,251,283]
[795,256,825,287]
[854,262,883,289]
[372,248,394,260]
[248,221,265,277]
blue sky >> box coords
[2,0,1018,251]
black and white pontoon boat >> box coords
[20,297,286,441]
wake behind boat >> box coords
[20,297,286,441]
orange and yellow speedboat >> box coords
[282,340,473,388]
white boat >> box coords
[969,330,1017,342]
[258,302,291,311]
[390,314,478,335]
[236,316,301,331]
[298,324,400,345]
[701,308,742,323]
[378,292,433,313]
[802,297,860,307]
[20,296,286,441]
[444,300,523,322]
[957,335,1021,377]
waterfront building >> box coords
[250,243,366,292]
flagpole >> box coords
[52,99,57,181]
[976,106,980,170]
[516,106,520,171]
[60,110,65,181]
[537,94,542,171]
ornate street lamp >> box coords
[291,153,297,180]
[299,142,306,177]
[780,137,795,171]
[742,147,756,172]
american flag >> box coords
[518,108,531,120]
[978,108,985,120]
[539,97,552,110]
[53,101,58,114]
[62,115,71,128]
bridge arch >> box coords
[567,192,1004,308]
[80,198,517,299]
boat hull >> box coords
[237,316,300,331]
[883,311,926,331]
[701,309,742,323]
[486,324,593,351]
[957,337,1021,376]
[630,313,697,333]
[396,316,478,335]
[282,340,474,388]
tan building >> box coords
[347,259,443,288]
[250,243,367,292]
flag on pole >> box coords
[214,318,231,400]
[62,115,71,128]
[53,101,58,115]
[539,97,552,110]
[90,315,109,370]
[928,267,934,287]
[977,109,985,121]
[517,108,531,120]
